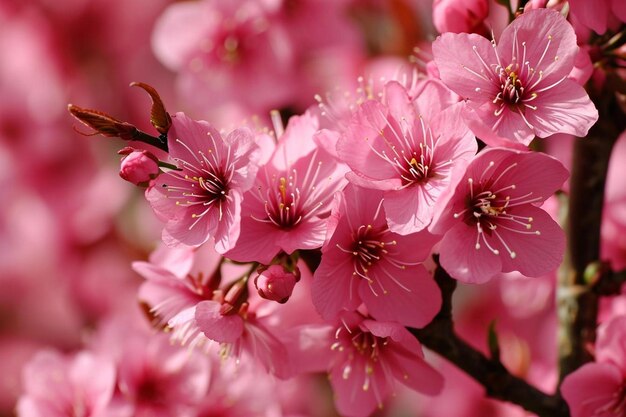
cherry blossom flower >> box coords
[17,350,116,417]
[337,79,476,234]
[432,8,598,146]
[151,0,296,118]
[146,112,261,253]
[430,148,568,283]
[134,244,301,377]
[327,311,443,417]
[311,184,441,328]
[224,112,347,264]
[561,316,626,417]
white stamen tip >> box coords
[475,243,481,250]
[510,252,517,259]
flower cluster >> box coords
[11,1,626,417]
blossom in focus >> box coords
[338,79,476,234]
[312,184,441,328]
[224,112,347,264]
[432,8,598,146]
[16,350,116,417]
[146,112,261,252]
[430,148,568,283]
[327,311,443,417]
[561,316,626,417]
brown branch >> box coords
[411,262,570,417]
[557,92,626,381]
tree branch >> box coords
[411,262,570,417]
[557,92,626,381]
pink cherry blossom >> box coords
[17,350,116,417]
[432,8,598,146]
[146,112,261,253]
[327,311,443,417]
[337,79,476,234]
[561,316,626,417]
[151,0,296,118]
[224,112,348,264]
[430,148,568,283]
[432,0,489,35]
[311,184,441,328]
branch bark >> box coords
[557,93,626,381]
[411,262,570,417]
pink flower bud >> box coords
[254,265,299,304]
[119,148,160,186]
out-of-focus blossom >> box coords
[561,316,626,417]
[568,0,626,35]
[433,0,489,35]
[431,148,568,283]
[17,350,116,417]
[152,0,296,119]
[146,113,261,252]
[432,9,598,147]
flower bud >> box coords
[118,147,160,186]
[254,265,299,304]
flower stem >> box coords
[411,260,569,417]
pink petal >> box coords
[439,222,502,283]
[498,9,578,85]
[330,358,385,417]
[561,362,623,417]
[222,214,281,264]
[311,256,360,321]
[432,32,499,104]
[412,78,460,123]
[386,345,444,395]
[337,101,401,180]
[359,264,441,328]
[195,300,244,343]
[497,205,565,277]
[384,186,433,234]
[525,79,598,138]
[569,0,609,34]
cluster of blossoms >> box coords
[11,0,626,417]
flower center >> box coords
[453,161,543,259]
[344,224,397,280]
[331,323,388,397]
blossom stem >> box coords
[411,260,569,417]
[557,93,626,381]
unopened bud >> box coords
[254,265,299,304]
[118,147,160,186]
